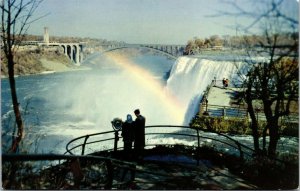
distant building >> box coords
[44,27,49,45]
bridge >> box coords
[22,27,186,65]
[22,41,185,64]
[98,43,186,59]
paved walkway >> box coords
[113,155,257,190]
[202,86,247,117]
[207,86,235,106]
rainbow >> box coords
[104,52,186,124]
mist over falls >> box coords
[50,51,242,130]
[45,51,180,131]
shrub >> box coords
[190,115,270,135]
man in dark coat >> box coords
[133,109,146,152]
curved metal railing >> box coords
[65,125,255,160]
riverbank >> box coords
[39,59,91,73]
[1,60,91,79]
[1,50,91,78]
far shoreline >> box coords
[1,63,92,79]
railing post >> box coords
[223,107,226,117]
[197,129,200,165]
[104,159,113,189]
[197,129,200,149]
[114,131,119,152]
[81,135,89,155]
[70,158,84,188]
[236,142,244,161]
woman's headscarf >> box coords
[126,114,133,123]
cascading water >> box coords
[166,56,241,124]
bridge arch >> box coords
[58,44,81,64]
[66,45,73,61]
[100,45,183,60]
[39,42,83,65]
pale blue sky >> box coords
[28,0,299,44]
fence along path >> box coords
[200,80,298,123]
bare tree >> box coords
[1,0,43,152]
[225,0,298,157]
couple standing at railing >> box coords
[121,109,146,159]
[120,109,146,183]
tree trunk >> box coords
[246,96,260,153]
[248,106,260,153]
[268,118,279,157]
[245,79,260,153]
[262,100,279,157]
[7,53,24,153]
[262,125,268,152]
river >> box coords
[1,50,298,156]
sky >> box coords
[27,0,299,45]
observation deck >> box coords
[3,125,260,189]
[3,124,297,189]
